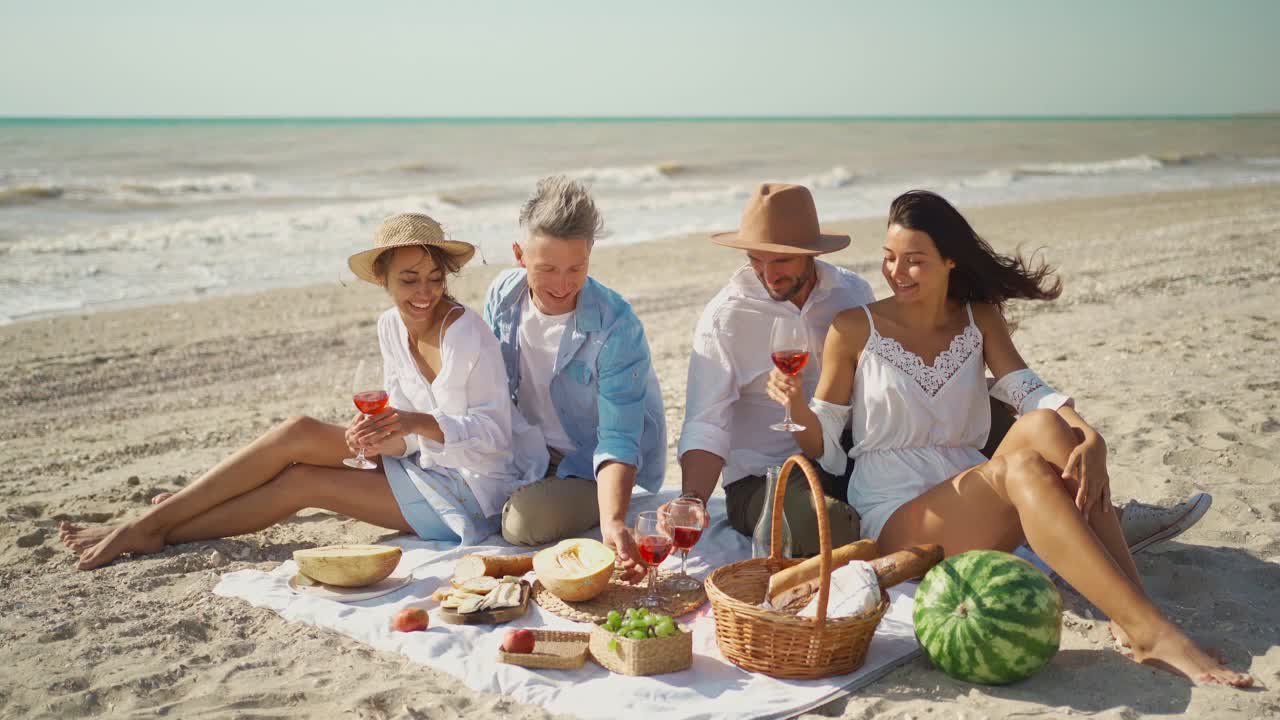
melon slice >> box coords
[533,538,615,602]
[293,544,402,587]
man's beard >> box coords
[760,261,815,302]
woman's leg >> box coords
[62,416,357,569]
[162,464,412,543]
[875,450,1252,686]
[991,409,1141,587]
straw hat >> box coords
[711,183,849,255]
[347,213,477,284]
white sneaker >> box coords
[1013,492,1213,579]
[1119,492,1213,555]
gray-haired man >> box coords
[484,176,666,579]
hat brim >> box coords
[709,231,850,256]
[347,240,477,285]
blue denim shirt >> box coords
[483,268,665,494]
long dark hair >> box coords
[888,190,1061,309]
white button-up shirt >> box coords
[677,260,875,486]
[380,306,548,517]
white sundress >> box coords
[813,304,991,540]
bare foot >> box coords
[1131,623,1254,687]
[76,522,166,571]
[1110,621,1131,649]
[59,522,113,551]
[151,492,174,505]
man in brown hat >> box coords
[671,183,874,554]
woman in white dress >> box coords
[61,214,547,568]
[769,190,1252,687]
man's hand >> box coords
[601,519,645,583]
[766,367,805,414]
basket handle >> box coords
[770,454,834,633]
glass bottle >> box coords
[751,466,794,559]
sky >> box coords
[1,0,1277,117]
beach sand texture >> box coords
[2,184,1278,718]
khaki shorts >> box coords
[501,449,599,546]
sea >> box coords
[2,117,1278,324]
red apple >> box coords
[391,607,430,632]
[501,628,536,654]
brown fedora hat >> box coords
[711,183,849,255]
[347,213,476,285]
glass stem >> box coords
[355,413,369,462]
[648,564,658,594]
[680,549,689,576]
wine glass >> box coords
[343,358,387,470]
[633,511,672,609]
[769,314,809,432]
[660,498,704,592]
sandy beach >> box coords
[3,184,1279,718]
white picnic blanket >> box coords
[213,491,922,720]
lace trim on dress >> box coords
[868,324,983,397]
[1003,375,1047,412]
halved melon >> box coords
[533,538,616,601]
[293,544,402,587]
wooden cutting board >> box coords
[436,580,531,625]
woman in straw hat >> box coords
[62,214,548,569]
[770,190,1252,686]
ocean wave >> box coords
[567,162,687,187]
[432,184,523,209]
[0,184,66,207]
[117,173,259,196]
[1245,156,1280,167]
[4,192,447,256]
[0,172,261,208]
[1014,155,1166,176]
[795,166,856,189]
[349,161,438,177]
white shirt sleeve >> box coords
[989,368,1074,417]
[417,317,513,462]
[677,310,738,462]
[809,398,853,477]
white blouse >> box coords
[378,305,548,517]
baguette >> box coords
[452,554,534,582]
[765,539,879,607]
[869,544,944,589]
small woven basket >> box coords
[588,623,693,676]
[497,630,590,670]
[705,455,890,679]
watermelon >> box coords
[913,550,1062,684]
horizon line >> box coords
[1,112,1277,123]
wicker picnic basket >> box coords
[705,454,890,679]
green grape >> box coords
[608,638,619,652]
[654,624,677,638]
[627,629,648,640]
[636,608,649,617]
[606,610,621,625]
[654,614,673,624]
